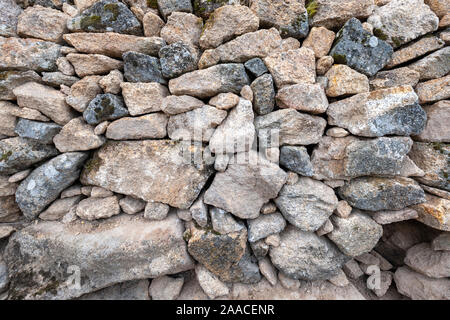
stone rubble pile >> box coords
[0,0,449,300]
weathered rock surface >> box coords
[159,42,197,79]
[39,195,82,221]
[328,211,383,257]
[66,53,123,78]
[329,18,393,77]
[76,195,120,220]
[279,146,314,177]
[432,233,450,251]
[120,82,168,116]
[4,214,194,299]
[106,113,168,140]
[168,105,226,142]
[251,74,275,115]
[204,151,287,219]
[275,177,338,232]
[404,242,450,278]
[80,279,150,300]
[123,51,165,84]
[394,266,450,300]
[63,32,165,58]
[247,212,286,243]
[371,208,419,225]
[263,48,315,87]
[0,70,42,100]
[276,83,328,114]
[369,67,420,90]
[0,0,22,37]
[196,264,229,299]
[65,75,102,112]
[339,177,426,211]
[82,140,213,209]
[0,101,49,123]
[325,65,369,97]
[415,75,450,104]
[408,47,450,81]
[0,137,58,175]
[412,193,450,231]
[67,0,142,35]
[244,58,268,78]
[83,93,128,125]
[14,119,61,144]
[157,0,192,19]
[16,152,88,219]
[302,26,335,58]
[367,0,439,48]
[169,63,249,98]
[13,82,76,125]
[54,117,106,152]
[270,225,348,281]
[200,5,259,49]
[149,275,184,300]
[255,109,327,146]
[327,85,426,137]
[0,36,62,72]
[414,101,450,143]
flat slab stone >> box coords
[4,214,194,299]
[81,140,214,209]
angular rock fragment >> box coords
[99,69,123,94]
[159,42,197,78]
[204,151,287,219]
[327,85,426,137]
[311,0,374,30]
[414,101,450,143]
[209,98,255,153]
[415,75,450,104]
[119,196,145,215]
[408,142,449,191]
[338,177,425,211]
[123,51,165,84]
[412,193,450,231]
[200,5,259,49]
[54,117,106,152]
[316,56,334,75]
[0,0,22,37]
[367,0,439,48]
[302,26,335,58]
[276,83,328,114]
[247,212,286,243]
[210,207,245,235]
[404,242,450,278]
[255,109,326,146]
[371,208,419,225]
[328,211,383,257]
[106,113,168,140]
[275,177,338,232]
[0,137,58,175]
[42,72,79,87]
[17,5,69,43]
[14,119,61,144]
[187,223,261,284]
[13,82,77,125]
[192,0,242,18]
[76,195,121,220]
[432,233,450,251]
[83,93,128,125]
[369,67,420,90]
[16,152,88,219]
[269,225,348,281]
[408,47,450,81]
[279,146,314,177]
[160,12,202,55]
[144,201,170,220]
[169,63,249,98]
[4,214,194,299]
[149,275,184,300]
[67,0,142,35]
[63,32,165,58]
[168,105,226,142]
[161,95,203,115]
[394,266,450,300]
[324,64,369,97]
[251,74,275,115]
[66,53,123,78]
[0,101,49,122]
[244,58,268,78]
[66,75,102,113]
[39,195,82,221]
[329,18,393,77]
[121,82,169,116]
[143,11,164,37]
[263,48,315,87]
[195,264,229,299]
[82,140,213,209]
[249,0,308,39]
[0,70,42,100]
[157,0,192,19]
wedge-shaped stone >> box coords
[0,36,62,72]
[169,63,249,98]
[275,177,338,232]
[269,225,348,281]
[412,193,450,231]
[63,32,165,58]
[328,211,383,257]
[327,85,426,137]
[204,151,287,219]
[255,109,326,146]
[16,152,88,219]
[13,82,77,125]
[311,136,416,180]
[54,117,106,152]
[4,214,194,299]
[338,177,425,211]
[0,137,58,175]
[81,140,214,209]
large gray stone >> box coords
[68,0,142,35]
[275,177,338,232]
[269,225,348,281]
[0,0,22,37]
[329,18,393,77]
[83,93,129,125]
[81,140,213,209]
[0,137,58,175]
[14,119,61,144]
[4,214,194,299]
[123,51,166,84]
[247,212,286,243]
[15,152,88,219]
[250,74,275,115]
[279,146,314,177]
[338,177,426,211]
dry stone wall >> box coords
[0,0,449,300]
